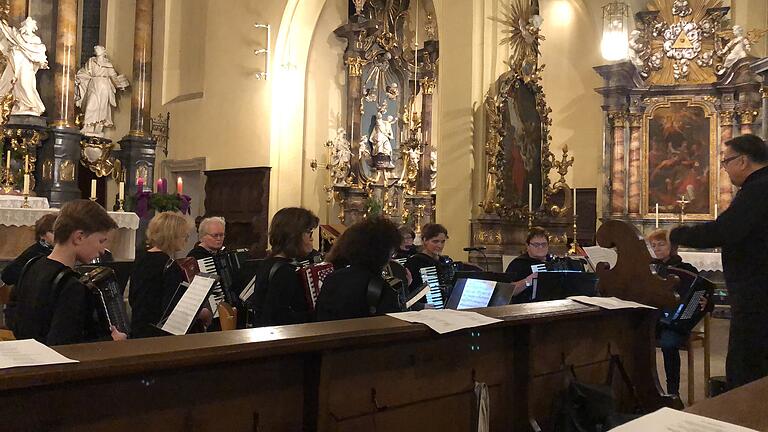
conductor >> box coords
[670,134,768,389]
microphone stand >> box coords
[478,249,489,272]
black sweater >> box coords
[1,241,53,286]
[250,256,309,326]
[129,251,185,338]
[12,257,106,345]
[315,265,402,321]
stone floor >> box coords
[656,316,730,407]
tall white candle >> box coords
[22,174,29,195]
[5,150,9,171]
[90,179,97,199]
[118,181,125,202]
[573,187,577,216]
[655,203,659,228]
[528,183,533,210]
[714,203,718,218]
[24,154,28,172]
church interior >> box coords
[0,0,767,430]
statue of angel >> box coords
[75,45,130,137]
[0,17,48,116]
[628,30,646,72]
[330,127,351,186]
[718,25,751,74]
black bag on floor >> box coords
[551,355,642,432]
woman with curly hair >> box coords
[316,217,404,321]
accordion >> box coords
[77,265,130,334]
[298,262,334,311]
[197,249,250,298]
[417,257,457,309]
[659,267,714,334]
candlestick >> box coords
[714,203,718,218]
[24,154,28,172]
[118,181,125,202]
[5,150,9,171]
[568,214,579,255]
[22,173,29,195]
[118,198,125,212]
[176,176,183,195]
[90,179,97,200]
[655,203,659,228]
[572,187,577,216]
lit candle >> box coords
[22,173,29,195]
[137,177,144,191]
[5,150,10,171]
[90,179,97,199]
[528,183,533,211]
[176,176,183,195]
[655,203,659,228]
[156,178,162,193]
[572,187,577,216]
[118,181,125,202]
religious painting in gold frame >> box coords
[642,98,717,220]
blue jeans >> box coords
[658,328,688,395]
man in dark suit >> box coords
[670,134,768,389]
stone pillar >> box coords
[121,0,156,197]
[609,112,627,215]
[719,111,734,211]
[40,0,81,206]
[627,114,642,215]
[344,55,364,183]
[8,0,27,26]
[738,109,758,136]
[418,76,435,192]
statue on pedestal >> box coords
[75,46,130,137]
[0,17,48,116]
[370,107,395,168]
[717,25,751,75]
[330,127,352,186]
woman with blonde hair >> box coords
[129,212,209,338]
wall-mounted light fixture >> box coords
[254,23,271,80]
[600,1,630,61]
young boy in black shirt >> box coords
[11,200,127,345]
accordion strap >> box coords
[366,275,385,316]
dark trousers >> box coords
[726,313,768,389]
[659,328,687,395]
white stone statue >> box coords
[75,46,129,137]
[628,30,646,71]
[718,25,751,74]
[0,17,48,116]
[370,111,394,158]
[330,127,351,185]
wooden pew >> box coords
[0,300,671,431]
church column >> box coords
[344,56,364,183]
[40,0,81,206]
[627,114,642,215]
[418,76,435,192]
[738,108,758,136]
[719,111,734,211]
[120,0,156,197]
[609,112,627,215]
[8,0,27,26]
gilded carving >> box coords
[719,110,734,126]
[738,110,759,125]
[420,77,436,95]
[628,114,643,128]
[80,137,120,178]
[41,159,53,180]
[60,160,75,182]
[609,112,627,128]
[475,228,502,246]
[345,56,366,77]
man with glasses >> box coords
[670,134,768,390]
[505,227,552,298]
[187,216,226,260]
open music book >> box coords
[582,246,618,270]
[159,275,216,336]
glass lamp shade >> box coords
[601,2,630,61]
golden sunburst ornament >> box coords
[490,0,545,75]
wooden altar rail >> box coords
[0,300,670,431]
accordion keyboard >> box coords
[419,266,444,309]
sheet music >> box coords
[568,296,656,310]
[161,275,216,336]
[611,408,758,432]
[0,339,78,370]
[456,279,496,310]
[405,284,431,309]
[388,309,502,334]
[582,246,618,269]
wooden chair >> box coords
[681,312,711,404]
[217,302,237,331]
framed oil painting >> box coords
[643,98,716,218]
